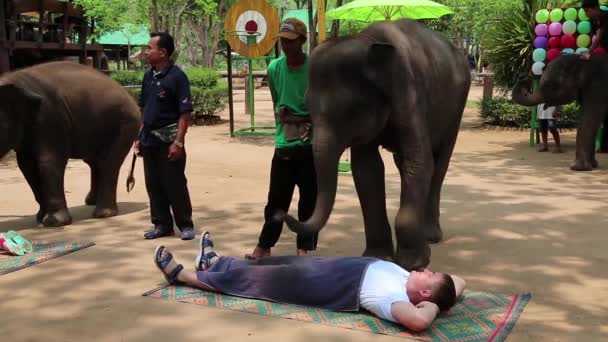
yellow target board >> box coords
[224,0,280,58]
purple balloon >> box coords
[549,22,562,36]
[535,24,548,36]
[534,36,548,49]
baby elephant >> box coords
[0,62,140,227]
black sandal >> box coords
[154,245,184,285]
[195,232,217,271]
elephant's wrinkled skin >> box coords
[0,62,140,227]
[284,19,471,270]
[512,54,608,171]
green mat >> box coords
[0,240,95,275]
[143,285,530,341]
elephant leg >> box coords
[84,159,97,206]
[572,99,608,171]
[16,151,46,223]
[392,141,433,271]
[351,144,394,260]
[38,153,71,227]
[424,130,460,244]
[92,126,134,218]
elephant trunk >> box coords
[511,81,545,106]
[284,129,344,235]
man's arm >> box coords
[591,28,602,51]
[175,112,190,145]
[391,301,439,332]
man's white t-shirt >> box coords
[359,260,410,323]
[537,104,556,120]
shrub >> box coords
[186,67,219,88]
[191,85,228,118]
[124,85,227,119]
[479,98,581,128]
[112,71,144,86]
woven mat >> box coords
[143,285,530,341]
[0,240,95,275]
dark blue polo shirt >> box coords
[591,6,608,48]
[138,64,193,146]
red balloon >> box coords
[548,36,561,49]
[547,48,562,62]
[594,47,607,54]
[560,34,576,49]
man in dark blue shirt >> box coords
[581,0,608,59]
[134,32,196,240]
[581,0,608,152]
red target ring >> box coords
[245,20,258,34]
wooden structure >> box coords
[0,0,105,74]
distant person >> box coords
[537,104,563,153]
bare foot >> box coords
[538,146,549,152]
[245,246,271,260]
[297,249,309,256]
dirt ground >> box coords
[0,86,607,342]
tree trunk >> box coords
[330,0,342,38]
[307,0,316,50]
[150,0,159,32]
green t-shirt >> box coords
[267,55,311,148]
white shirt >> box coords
[359,260,410,323]
[537,104,556,120]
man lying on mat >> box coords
[153,232,466,332]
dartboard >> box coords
[225,0,280,58]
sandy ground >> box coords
[0,86,607,342]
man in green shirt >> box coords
[246,18,318,259]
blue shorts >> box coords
[538,119,556,130]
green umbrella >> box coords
[327,0,453,21]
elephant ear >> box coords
[0,82,43,117]
[363,43,397,94]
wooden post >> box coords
[482,74,494,100]
[0,0,6,42]
[37,0,44,44]
[61,1,68,46]
[0,47,9,74]
[317,0,326,42]
[79,17,88,64]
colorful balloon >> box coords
[562,48,575,55]
[550,8,564,22]
[533,48,547,62]
[562,20,577,35]
[534,36,548,49]
[548,36,561,49]
[564,8,578,21]
[532,62,545,76]
[536,9,550,23]
[549,22,562,36]
[578,21,592,34]
[579,8,589,21]
[561,34,576,49]
[535,24,549,36]
[547,48,561,62]
[577,34,591,47]
[575,47,589,54]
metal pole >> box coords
[248,58,254,130]
[227,43,235,137]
